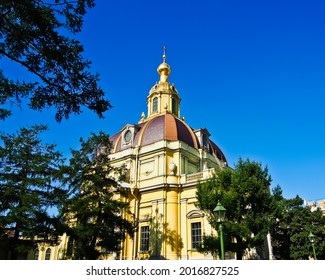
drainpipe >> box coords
[130,190,139,260]
[131,146,140,260]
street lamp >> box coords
[308,232,317,260]
[213,201,226,260]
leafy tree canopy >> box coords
[0,124,67,259]
[270,186,325,260]
[0,0,111,121]
[196,158,272,259]
[61,131,134,260]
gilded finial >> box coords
[157,46,170,82]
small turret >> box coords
[141,47,181,122]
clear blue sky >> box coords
[2,0,325,201]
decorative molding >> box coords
[186,209,205,219]
[138,217,151,223]
[151,198,165,205]
[180,198,188,204]
[187,172,203,181]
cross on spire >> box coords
[163,46,167,62]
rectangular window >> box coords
[191,222,202,249]
[140,226,150,251]
[172,98,177,115]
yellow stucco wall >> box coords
[108,138,224,260]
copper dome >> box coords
[110,113,227,163]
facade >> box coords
[27,51,230,260]
[108,52,229,260]
[27,234,69,260]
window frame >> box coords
[171,97,177,115]
[45,248,51,260]
[191,222,202,250]
[140,225,150,252]
[152,97,158,113]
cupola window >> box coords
[172,97,177,115]
[152,97,158,113]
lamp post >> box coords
[308,232,317,260]
[213,201,226,260]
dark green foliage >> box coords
[197,232,237,260]
[62,132,134,260]
[196,235,219,259]
[0,0,111,121]
[196,158,272,259]
[270,187,325,259]
[0,125,67,259]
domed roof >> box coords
[138,114,197,148]
[110,113,227,163]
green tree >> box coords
[270,186,325,259]
[0,125,67,259]
[62,131,134,260]
[196,234,220,259]
[0,0,110,121]
[196,158,272,259]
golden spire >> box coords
[142,47,181,122]
[157,46,170,83]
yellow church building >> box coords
[107,51,228,260]
[29,51,231,260]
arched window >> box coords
[152,97,158,113]
[45,248,51,260]
[34,250,39,260]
